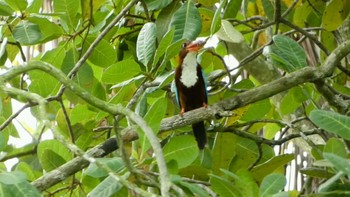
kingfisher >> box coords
[174,40,208,149]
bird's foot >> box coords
[203,103,208,108]
[180,108,185,116]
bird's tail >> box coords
[192,121,207,149]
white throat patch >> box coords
[180,52,198,88]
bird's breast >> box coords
[180,52,199,88]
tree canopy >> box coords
[1,0,350,196]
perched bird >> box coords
[174,40,208,149]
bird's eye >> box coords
[182,42,187,48]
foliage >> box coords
[0,0,350,196]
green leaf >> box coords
[259,173,286,197]
[102,59,141,84]
[53,0,80,30]
[210,0,226,34]
[324,138,347,158]
[155,1,181,41]
[216,20,244,43]
[223,0,242,19]
[28,17,63,43]
[230,136,259,172]
[318,171,345,193]
[85,158,124,178]
[28,70,60,97]
[69,104,96,125]
[87,175,123,197]
[144,0,172,11]
[179,181,211,197]
[0,171,26,184]
[309,110,350,140]
[322,0,350,31]
[236,169,260,197]
[210,174,241,197]
[153,27,175,66]
[5,0,27,11]
[83,36,116,67]
[13,21,42,45]
[15,162,38,181]
[40,46,66,68]
[251,154,294,183]
[37,140,72,171]
[3,180,41,197]
[323,153,350,176]
[0,1,14,15]
[138,97,168,153]
[267,35,307,72]
[170,1,202,41]
[136,22,157,67]
[300,167,334,178]
[280,86,308,115]
[212,132,236,174]
[163,135,199,168]
[241,99,271,121]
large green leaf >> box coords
[87,175,123,197]
[85,158,124,178]
[153,27,175,66]
[1,180,41,197]
[155,1,181,41]
[267,35,307,72]
[210,174,241,197]
[102,59,141,84]
[83,36,116,68]
[212,132,236,174]
[4,0,27,11]
[13,21,42,45]
[137,97,168,153]
[0,1,14,15]
[28,17,63,43]
[53,0,80,30]
[223,0,242,19]
[179,181,211,197]
[37,140,72,171]
[323,153,350,176]
[0,171,26,184]
[28,70,60,97]
[259,173,286,197]
[136,22,157,68]
[210,0,226,35]
[163,135,199,169]
[324,138,347,158]
[280,86,308,115]
[144,0,172,11]
[251,154,294,183]
[170,1,202,41]
[322,0,350,31]
[310,110,350,140]
[69,104,96,125]
[230,136,259,172]
[216,20,244,43]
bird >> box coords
[174,40,208,149]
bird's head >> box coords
[178,40,205,63]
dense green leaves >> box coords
[2,0,350,196]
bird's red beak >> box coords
[186,40,205,52]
